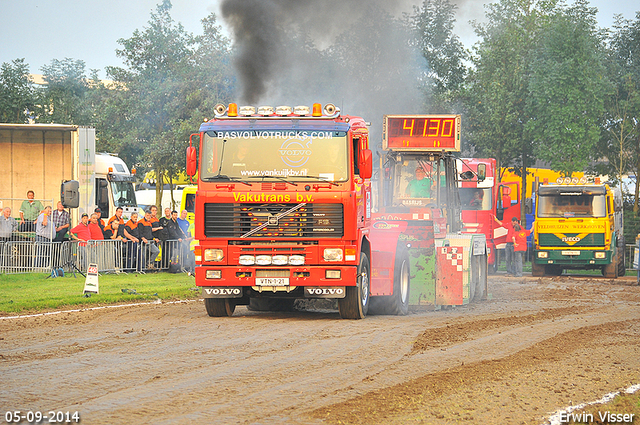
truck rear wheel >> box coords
[205,298,236,317]
[338,253,370,319]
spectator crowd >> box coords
[1,190,194,273]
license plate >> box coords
[255,277,289,286]
[561,250,580,256]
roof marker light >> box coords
[294,105,310,116]
[276,105,293,116]
[257,106,275,116]
[312,103,322,117]
[239,106,256,116]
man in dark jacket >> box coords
[138,210,160,270]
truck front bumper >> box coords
[533,249,612,266]
[195,265,358,288]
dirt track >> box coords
[2,274,639,425]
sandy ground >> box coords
[1,274,639,425]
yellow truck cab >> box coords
[532,178,624,277]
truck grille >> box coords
[204,203,344,238]
[538,233,605,247]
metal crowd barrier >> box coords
[0,239,194,275]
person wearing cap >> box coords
[494,215,520,275]
[94,207,106,229]
[405,167,433,198]
[70,213,91,241]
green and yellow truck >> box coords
[532,179,624,278]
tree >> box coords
[526,0,611,176]
[0,58,37,123]
[97,1,233,208]
[598,13,640,212]
[409,0,468,112]
[39,58,92,125]
[464,0,556,218]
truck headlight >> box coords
[323,248,343,262]
[289,255,305,265]
[204,249,224,262]
[595,252,606,259]
[272,255,288,265]
[537,252,548,259]
[239,255,255,265]
[256,255,272,265]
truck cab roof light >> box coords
[239,106,256,116]
[293,106,310,116]
[312,103,322,117]
[276,106,293,116]
[258,106,275,116]
[324,103,340,117]
[214,103,227,117]
[228,103,238,117]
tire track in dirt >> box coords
[309,319,638,425]
[409,306,592,354]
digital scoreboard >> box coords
[382,115,461,151]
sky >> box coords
[0,0,638,79]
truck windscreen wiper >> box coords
[206,175,251,186]
[244,175,298,187]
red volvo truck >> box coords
[186,103,376,319]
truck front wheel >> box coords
[603,251,618,279]
[205,298,236,317]
[531,260,545,277]
[338,253,370,319]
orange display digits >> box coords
[427,119,440,137]
[403,119,415,136]
[441,119,454,137]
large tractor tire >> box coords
[338,253,371,319]
[387,250,410,315]
[205,298,236,317]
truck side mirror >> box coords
[61,180,79,208]
[477,163,486,182]
[359,149,372,179]
[525,198,533,214]
[186,145,197,177]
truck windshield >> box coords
[111,181,137,207]
[538,194,606,218]
[390,157,444,207]
[460,188,492,211]
[201,131,349,182]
